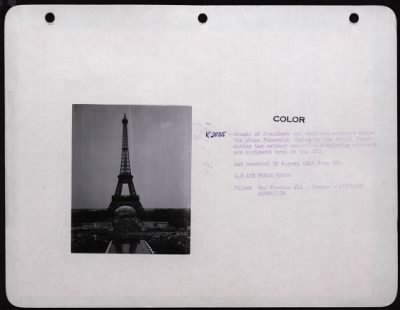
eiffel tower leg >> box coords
[115,182,123,196]
[128,182,136,196]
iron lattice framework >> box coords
[119,114,132,175]
[108,113,144,216]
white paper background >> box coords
[5,5,397,307]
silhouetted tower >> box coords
[108,114,144,216]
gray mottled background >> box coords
[72,105,191,210]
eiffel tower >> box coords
[108,113,144,217]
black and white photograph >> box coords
[71,105,191,254]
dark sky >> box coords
[72,105,191,210]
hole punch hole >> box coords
[349,13,359,24]
[45,12,55,23]
[198,13,207,24]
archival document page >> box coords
[5,5,397,307]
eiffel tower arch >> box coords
[108,113,144,217]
